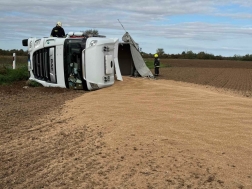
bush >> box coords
[0,65,8,75]
[0,66,29,85]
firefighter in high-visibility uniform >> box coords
[51,21,66,37]
[154,54,160,76]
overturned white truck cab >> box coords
[22,32,153,91]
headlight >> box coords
[90,83,99,90]
[90,40,97,47]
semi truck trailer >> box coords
[22,32,153,91]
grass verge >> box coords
[0,65,29,85]
[26,80,43,87]
[144,59,171,69]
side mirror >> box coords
[22,39,28,46]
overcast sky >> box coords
[1,0,252,56]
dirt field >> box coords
[1,60,252,188]
[0,56,27,65]
[152,59,252,97]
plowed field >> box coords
[152,59,252,97]
[1,59,252,189]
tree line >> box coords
[0,49,28,56]
[1,47,252,61]
[141,48,252,61]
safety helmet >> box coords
[57,21,62,27]
[154,54,158,58]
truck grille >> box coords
[32,48,56,83]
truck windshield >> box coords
[64,38,87,90]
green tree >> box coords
[197,52,204,59]
[156,48,165,57]
[84,29,99,36]
[186,51,196,59]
